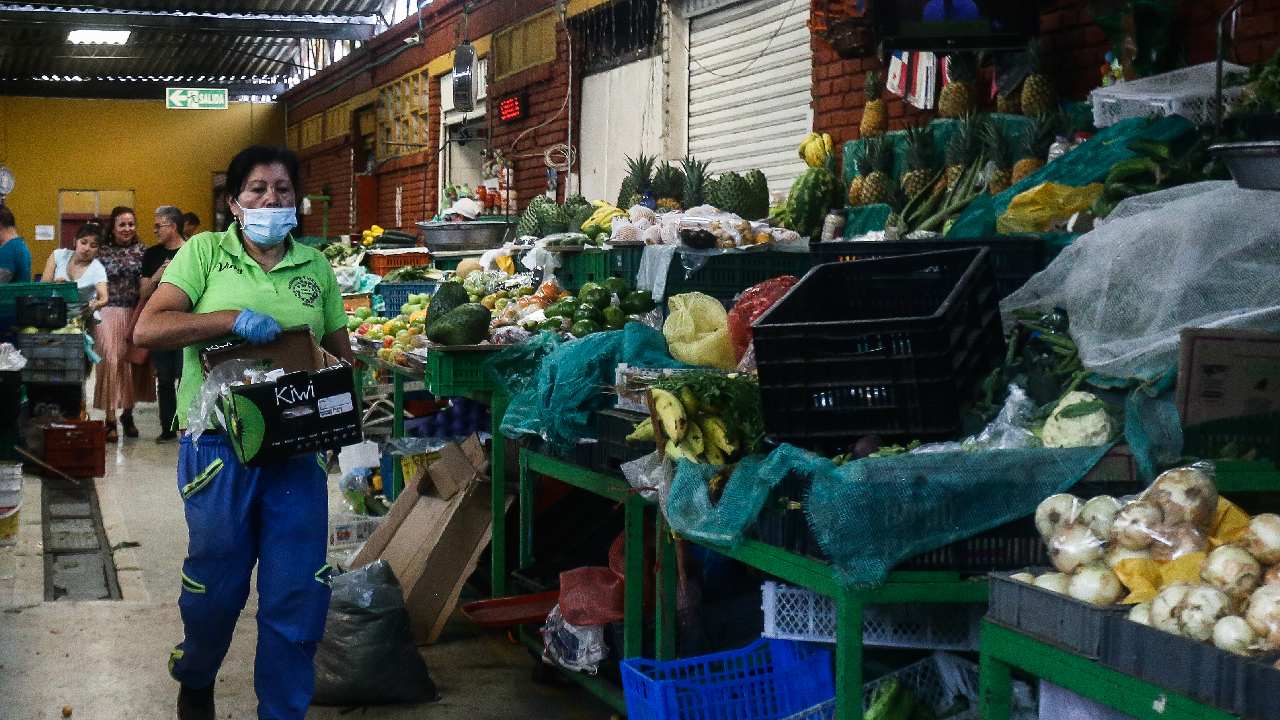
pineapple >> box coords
[680,156,711,209]
[1020,41,1057,117]
[944,115,985,190]
[617,153,655,208]
[1011,113,1060,185]
[938,53,977,118]
[860,70,888,138]
[848,174,865,207]
[996,89,1022,115]
[900,123,937,200]
[652,161,686,210]
[983,122,1014,195]
[857,136,894,206]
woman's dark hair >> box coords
[226,146,302,202]
[104,206,137,246]
[75,223,103,242]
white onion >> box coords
[1244,514,1280,565]
[1213,616,1257,656]
[1079,495,1122,541]
[1035,493,1080,540]
[1148,465,1218,528]
[1111,501,1163,550]
[1127,602,1152,626]
[1049,524,1104,574]
[1010,572,1036,584]
[1106,546,1152,569]
[1068,564,1125,606]
[1201,545,1262,605]
[1180,585,1232,642]
[1151,583,1193,635]
[1245,584,1280,650]
[1033,572,1070,595]
[1265,565,1280,585]
[1150,523,1208,563]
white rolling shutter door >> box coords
[688,0,812,195]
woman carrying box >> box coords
[134,145,352,720]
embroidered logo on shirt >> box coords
[289,276,321,307]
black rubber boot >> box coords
[175,684,215,720]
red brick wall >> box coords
[811,0,1280,154]
[299,138,353,237]
[487,26,582,209]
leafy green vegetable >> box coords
[651,372,764,454]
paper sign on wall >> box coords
[34,225,54,241]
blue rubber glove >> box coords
[232,309,282,345]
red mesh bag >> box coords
[557,567,623,626]
[727,275,799,360]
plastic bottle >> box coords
[1048,136,1072,163]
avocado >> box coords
[620,290,656,315]
[427,303,492,346]
[603,306,626,330]
[604,276,629,298]
[570,320,601,338]
[539,318,565,333]
[573,306,604,325]
[425,282,470,333]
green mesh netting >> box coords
[948,115,1195,238]
[666,442,1112,588]
[842,204,893,238]
[494,324,686,453]
[483,330,562,399]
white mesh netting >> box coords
[1001,181,1280,379]
[1090,62,1248,128]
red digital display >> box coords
[497,94,525,123]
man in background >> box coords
[182,212,200,239]
[0,204,32,283]
[141,205,186,442]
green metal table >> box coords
[667,527,989,720]
[979,620,1240,720]
[513,449,674,713]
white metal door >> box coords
[578,56,666,204]
[687,0,812,195]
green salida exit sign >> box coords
[166,87,228,110]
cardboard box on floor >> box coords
[352,433,509,645]
[1177,328,1280,426]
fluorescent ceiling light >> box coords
[67,30,130,45]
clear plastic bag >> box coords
[188,358,266,444]
[540,605,608,675]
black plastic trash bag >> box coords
[312,560,439,706]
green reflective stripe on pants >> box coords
[313,564,333,587]
[180,570,206,594]
[168,647,184,678]
[180,458,224,500]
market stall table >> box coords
[979,620,1239,720]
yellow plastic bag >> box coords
[996,182,1104,234]
[1115,497,1252,604]
[663,292,736,370]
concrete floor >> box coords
[0,401,614,719]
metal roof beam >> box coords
[0,78,286,100]
[0,7,377,40]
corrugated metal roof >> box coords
[0,1,386,97]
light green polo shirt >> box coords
[162,223,346,427]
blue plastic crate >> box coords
[374,281,439,316]
[621,639,834,720]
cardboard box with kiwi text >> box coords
[200,327,362,467]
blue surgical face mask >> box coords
[236,203,297,247]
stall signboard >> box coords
[166,88,228,110]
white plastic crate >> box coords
[761,581,983,650]
[328,511,385,551]
[1090,62,1249,128]
[781,652,983,720]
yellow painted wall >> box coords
[0,96,284,271]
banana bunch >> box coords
[798,132,835,169]
[632,388,740,465]
[361,224,385,248]
[580,201,626,235]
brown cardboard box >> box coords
[421,443,482,499]
[461,434,490,476]
[1080,444,1137,487]
[1177,328,1280,426]
[350,479,422,568]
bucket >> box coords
[0,503,19,546]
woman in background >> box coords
[42,223,109,314]
[95,206,155,442]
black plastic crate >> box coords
[1103,611,1280,717]
[663,250,814,305]
[15,296,68,329]
[752,248,1004,453]
[17,333,85,384]
[592,409,650,474]
[988,571,1127,659]
[810,236,1046,299]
